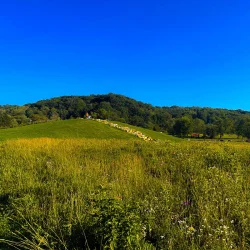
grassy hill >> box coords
[0,119,181,141]
[111,121,182,141]
[0,119,136,141]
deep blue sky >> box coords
[1,0,250,109]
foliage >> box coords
[173,117,192,137]
[2,93,250,138]
[205,124,218,139]
[192,118,206,134]
[236,118,250,139]
[88,187,144,249]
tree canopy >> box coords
[1,93,250,138]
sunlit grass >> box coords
[1,138,250,249]
[0,119,135,141]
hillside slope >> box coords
[0,119,135,141]
[110,121,182,141]
[0,118,181,142]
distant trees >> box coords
[152,109,172,131]
[205,124,218,139]
[48,108,60,120]
[235,119,245,138]
[1,93,250,139]
[173,117,192,137]
[235,118,250,139]
[0,111,17,128]
[215,119,225,138]
[192,118,206,134]
[243,121,250,139]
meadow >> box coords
[0,119,135,141]
[1,137,250,249]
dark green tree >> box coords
[173,117,192,137]
[192,118,206,135]
[205,124,218,139]
[215,118,225,138]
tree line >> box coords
[1,93,250,138]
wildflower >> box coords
[188,226,196,232]
[178,220,185,224]
[182,201,191,206]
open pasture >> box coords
[1,139,250,249]
[0,119,135,141]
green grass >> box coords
[111,121,182,141]
[0,119,182,142]
[3,120,250,248]
[0,119,135,141]
[1,139,250,249]
[216,134,242,139]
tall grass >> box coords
[1,139,250,249]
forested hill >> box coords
[1,93,250,138]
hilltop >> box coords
[1,93,250,138]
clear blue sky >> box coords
[1,0,250,110]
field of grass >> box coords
[216,134,242,140]
[0,119,135,141]
[1,138,250,249]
